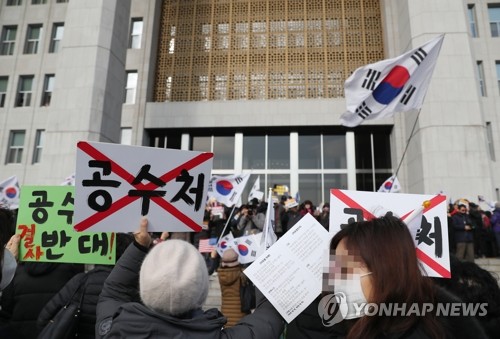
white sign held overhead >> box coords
[329,189,450,278]
[74,141,213,233]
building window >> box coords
[1,26,17,56]
[6,130,25,164]
[489,4,500,37]
[129,18,143,49]
[477,61,486,96]
[56,0,68,3]
[468,4,478,37]
[0,77,7,107]
[41,74,54,106]
[32,129,44,163]
[355,131,392,192]
[49,23,64,53]
[16,75,34,107]
[31,0,47,4]
[496,61,500,95]
[124,71,138,104]
[486,122,496,161]
[192,135,235,169]
[6,0,22,5]
[24,24,42,54]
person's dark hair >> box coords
[433,255,500,337]
[115,233,134,261]
[0,208,15,248]
[330,216,444,339]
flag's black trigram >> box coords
[361,69,381,90]
[355,102,372,119]
[411,48,427,65]
[400,85,416,105]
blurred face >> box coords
[459,206,467,214]
[329,239,373,302]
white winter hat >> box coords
[139,239,209,316]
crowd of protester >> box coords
[0,192,499,338]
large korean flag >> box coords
[329,189,450,278]
[74,141,213,233]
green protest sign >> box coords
[16,186,115,264]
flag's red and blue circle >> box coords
[238,244,249,256]
[216,180,233,196]
[372,66,410,104]
[384,181,393,190]
[219,241,227,249]
[5,186,18,199]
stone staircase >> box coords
[203,272,222,311]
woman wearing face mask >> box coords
[330,215,492,338]
[287,215,488,338]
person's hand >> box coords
[465,225,472,231]
[160,231,169,241]
[134,217,152,248]
[210,249,218,259]
[6,234,20,262]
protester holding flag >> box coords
[237,204,264,236]
[96,217,284,338]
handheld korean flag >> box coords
[0,176,20,210]
[340,34,444,127]
[248,176,264,202]
[378,175,401,193]
[217,232,236,257]
[207,173,250,207]
[262,188,278,250]
[60,173,75,186]
[234,233,262,265]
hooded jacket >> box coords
[96,242,284,339]
[0,262,83,339]
[218,265,247,327]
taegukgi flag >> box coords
[340,34,444,127]
[207,173,250,207]
[248,176,264,202]
[261,189,277,250]
[378,175,401,193]
[0,176,20,210]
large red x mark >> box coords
[331,190,450,278]
[74,142,213,232]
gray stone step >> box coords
[203,272,222,311]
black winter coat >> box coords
[96,242,284,338]
[0,262,83,339]
[37,265,113,339]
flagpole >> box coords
[388,107,423,193]
[216,204,237,243]
[263,188,273,248]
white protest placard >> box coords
[74,141,213,233]
[329,189,450,278]
[244,214,330,323]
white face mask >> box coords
[333,272,372,319]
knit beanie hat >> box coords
[221,248,239,268]
[139,240,209,316]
